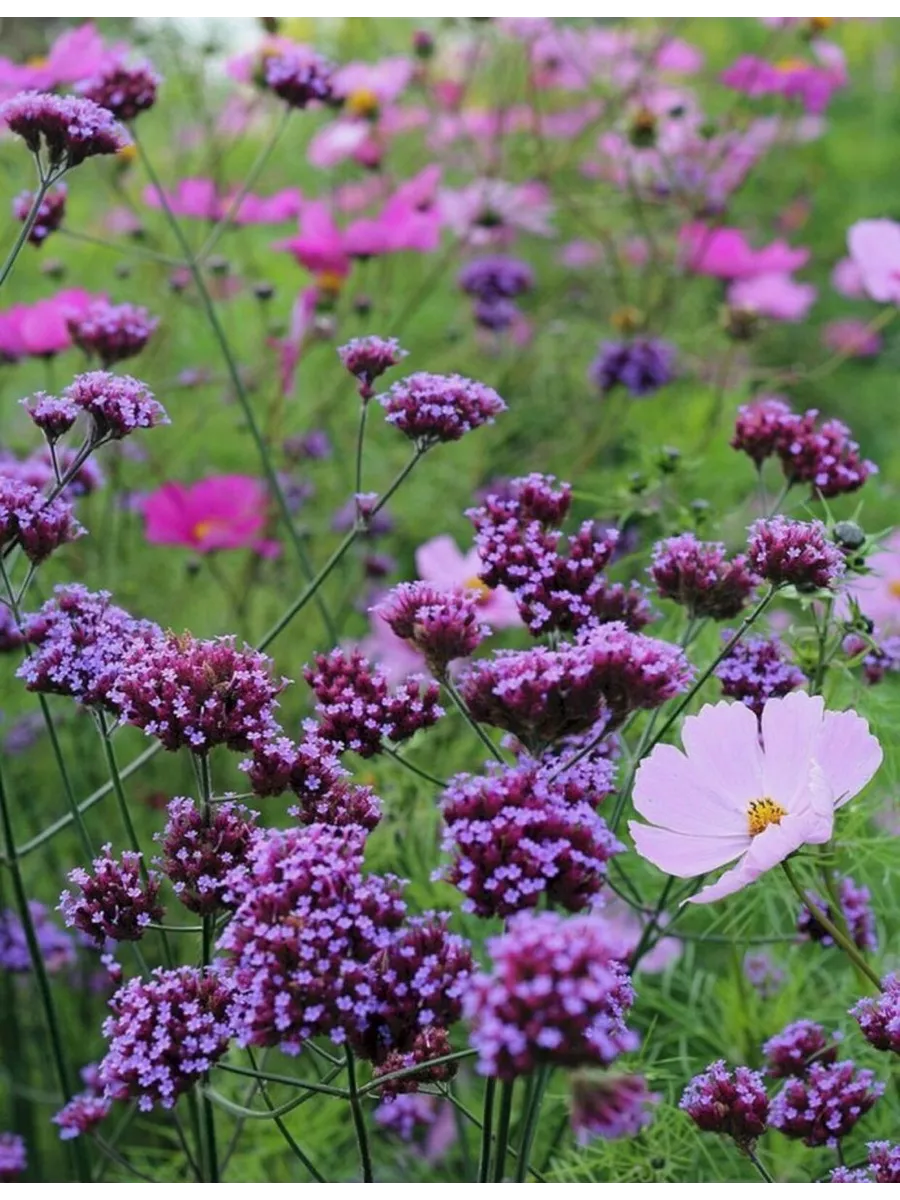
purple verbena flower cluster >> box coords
[0,475,83,563]
[769,1060,883,1147]
[0,1133,26,1181]
[715,631,805,716]
[13,182,67,246]
[747,516,845,591]
[0,902,75,974]
[378,372,506,447]
[53,1091,111,1141]
[263,48,335,108]
[67,303,158,368]
[570,1071,660,1143]
[0,90,129,170]
[680,1060,769,1150]
[79,59,161,121]
[590,337,677,398]
[21,391,80,441]
[66,370,167,439]
[762,1020,839,1078]
[851,972,900,1054]
[650,532,759,619]
[59,844,163,946]
[373,581,488,675]
[797,875,878,954]
[338,336,408,400]
[458,256,534,331]
[157,798,259,916]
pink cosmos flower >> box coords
[143,475,279,557]
[680,223,809,280]
[847,219,900,305]
[721,46,846,114]
[629,694,882,905]
[416,534,520,629]
[439,179,554,247]
[271,288,317,398]
[276,201,352,280]
[831,256,866,299]
[0,290,102,360]
[727,273,817,322]
[0,23,121,98]
[821,319,882,358]
[592,898,682,973]
[143,178,221,222]
[655,39,704,75]
[359,612,427,683]
[841,531,900,636]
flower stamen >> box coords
[747,797,786,836]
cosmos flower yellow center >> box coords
[747,797,787,836]
[316,270,345,297]
[193,518,229,541]
[464,575,492,601]
[889,579,900,599]
[346,88,380,118]
[117,144,138,165]
[776,58,808,74]
[27,55,49,68]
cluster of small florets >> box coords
[157,798,259,915]
[375,1092,444,1141]
[53,1089,111,1141]
[59,844,163,946]
[0,475,83,564]
[378,372,506,448]
[649,533,759,620]
[304,647,442,758]
[715,632,806,716]
[0,91,130,170]
[373,581,488,675]
[762,1020,839,1078]
[3,445,105,498]
[0,902,75,974]
[219,825,406,1053]
[263,48,335,108]
[469,475,649,635]
[769,1060,884,1147]
[78,58,161,122]
[851,973,900,1054]
[438,764,621,917]
[590,338,677,398]
[732,395,876,498]
[458,256,534,331]
[0,1133,26,1181]
[13,182,67,246]
[21,391,80,441]
[65,370,167,440]
[109,632,287,753]
[99,967,235,1111]
[68,303,159,368]
[352,913,473,1076]
[338,336,408,400]
[18,585,160,708]
[0,605,24,654]
[797,875,878,954]
[464,910,637,1080]
[575,622,693,725]
[747,516,845,591]
[845,632,900,686]
[832,1141,900,1183]
[570,1071,660,1144]
[680,1060,769,1150]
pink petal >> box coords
[680,701,764,809]
[632,742,749,836]
[415,535,467,587]
[815,709,882,809]
[628,822,749,878]
[687,811,815,905]
[760,692,824,807]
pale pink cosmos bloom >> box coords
[143,475,279,557]
[629,694,882,906]
[359,612,427,683]
[308,122,372,169]
[847,219,900,304]
[680,223,809,280]
[416,535,520,629]
[229,188,304,226]
[276,202,351,279]
[0,22,121,97]
[841,531,900,636]
[655,38,704,75]
[143,178,222,222]
[439,179,554,247]
[727,273,817,322]
[831,256,866,299]
[558,240,603,269]
[821,319,882,358]
[271,287,318,398]
[331,58,413,106]
[591,898,682,973]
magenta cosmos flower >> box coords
[142,475,279,557]
[629,693,881,905]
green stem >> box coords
[345,1047,373,1183]
[133,127,336,645]
[0,764,89,1180]
[443,675,504,763]
[492,1079,516,1182]
[478,1078,496,1183]
[629,876,677,971]
[782,860,882,992]
[745,1146,775,1183]
[354,401,369,498]
[0,169,52,291]
[215,1061,347,1099]
[357,1047,475,1097]
[246,1048,325,1181]
[515,1067,550,1183]
[382,744,447,788]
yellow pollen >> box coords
[776,57,808,73]
[193,518,228,541]
[27,55,49,68]
[747,797,787,837]
[809,17,834,31]
[116,144,138,165]
[464,575,492,601]
[346,88,380,118]
[316,269,345,297]
[888,579,900,600]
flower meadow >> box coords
[3,14,900,1186]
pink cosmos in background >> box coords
[821,318,882,358]
[359,612,427,683]
[847,219,900,304]
[0,290,103,361]
[271,287,318,398]
[142,179,304,225]
[721,43,847,114]
[831,256,866,299]
[629,693,881,905]
[727,272,817,322]
[0,22,121,98]
[142,476,279,557]
[416,535,521,629]
[592,898,682,973]
[308,58,413,169]
[439,179,554,247]
[841,531,900,636]
[680,223,809,280]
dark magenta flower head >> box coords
[53,1091,111,1141]
[680,1060,769,1149]
[67,302,158,368]
[99,966,235,1111]
[378,372,506,448]
[797,875,877,953]
[65,370,168,440]
[747,516,845,591]
[473,297,518,331]
[0,90,129,171]
[0,476,84,564]
[458,256,534,301]
[438,763,622,918]
[13,182,67,246]
[0,1133,26,1181]
[21,390,79,442]
[732,395,794,468]
[851,972,900,1053]
[769,1060,883,1147]
[715,632,805,717]
[78,58,161,122]
[650,533,759,620]
[59,843,163,946]
[109,631,287,754]
[590,338,676,398]
[464,909,638,1080]
[867,1142,900,1183]
[338,336,408,400]
[570,1071,660,1144]
[373,1027,457,1099]
[157,797,259,916]
[762,1020,839,1078]
[263,47,334,108]
[372,581,488,675]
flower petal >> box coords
[632,742,749,835]
[815,708,882,809]
[680,700,764,808]
[628,821,749,878]
[761,691,825,807]
[687,811,817,905]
